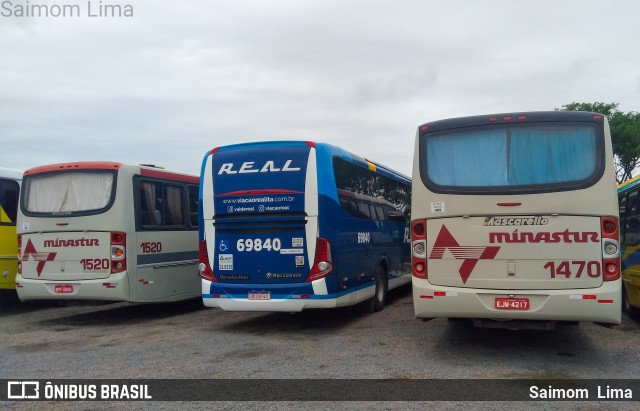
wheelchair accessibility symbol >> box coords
[219,240,229,252]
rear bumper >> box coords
[201,278,372,312]
[15,272,130,301]
[412,278,621,324]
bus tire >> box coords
[366,265,388,313]
[622,285,639,317]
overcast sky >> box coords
[1,0,639,176]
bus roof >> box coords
[24,162,199,184]
[25,161,124,175]
[418,111,606,133]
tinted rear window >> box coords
[422,123,603,193]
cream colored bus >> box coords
[411,111,621,329]
[16,162,200,302]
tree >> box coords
[558,102,640,184]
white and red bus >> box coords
[411,111,621,329]
[16,162,200,302]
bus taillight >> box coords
[601,216,620,281]
[17,234,22,275]
[198,240,217,282]
[411,220,427,279]
[306,238,333,282]
[110,231,126,274]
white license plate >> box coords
[248,291,271,300]
[55,285,74,294]
[495,297,529,310]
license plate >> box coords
[54,285,74,294]
[248,291,271,300]
[495,297,529,310]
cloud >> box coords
[1,0,640,176]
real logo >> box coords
[218,160,301,175]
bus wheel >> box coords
[622,285,638,317]
[366,265,388,313]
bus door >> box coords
[204,143,318,294]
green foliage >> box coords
[558,102,640,184]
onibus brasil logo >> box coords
[428,225,500,284]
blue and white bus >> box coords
[198,141,411,312]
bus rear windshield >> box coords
[423,123,602,193]
[22,170,116,215]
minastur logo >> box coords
[22,239,57,277]
[429,225,500,284]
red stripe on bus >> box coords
[25,161,123,175]
[419,295,433,299]
[597,299,614,304]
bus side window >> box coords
[619,194,627,241]
[369,204,378,221]
[140,181,163,226]
[625,190,640,245]
[188,185,199,227]
[0,178,19,224]
[349,200,359,217]
[358,201,371,219]
[164,185,184,226]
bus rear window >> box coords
[423,123,602,192]
[22,170,116,215]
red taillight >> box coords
[198,240,216,282]
[503,116,512,121]
[412,221,425,237]
[602,220,617,236]
[17,234,22,275]
[518,115,527,120]
[601,216,620,281]
[306,238,333,282]
[110,231,126,274]
[411,220,427,279]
